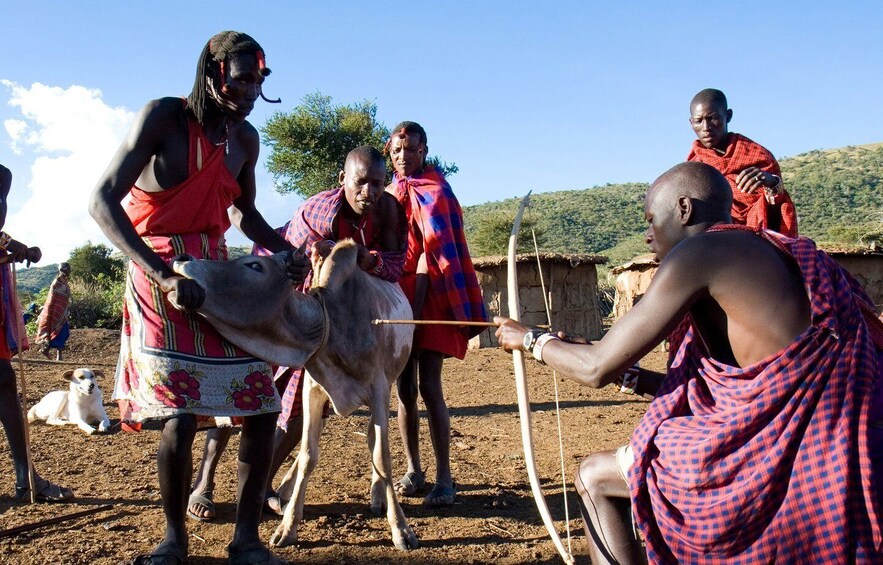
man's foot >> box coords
[15,478,74,503]
[395,470,426,496]
[228,542,289,565]
[129,540,186,565]
[187,490,215,521]
[423,483,456,508]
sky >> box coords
[2,1,882,263]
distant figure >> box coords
[22,302,38,324]
[0,164,73,504]
[88,31,308,565]
[687,88,798,237]
[386,121,487,508]
[496,162,882,563]
[36,262,71,361]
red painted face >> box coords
[214,53,265,122]
[341,157,387,215]
[388,133,426,178]
[690,101,730,151]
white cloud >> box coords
[1,81,134,263]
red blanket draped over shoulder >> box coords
[391,166,487,358]
[687,133,798,237]
[629,225,882,564]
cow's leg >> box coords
[369,381,418,550]
[270,375,327,549]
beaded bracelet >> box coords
[0,232,11,251]
[369,250,384,274]
[533,333,560,364]
[618,363,640,395]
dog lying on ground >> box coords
[28,368,110,435]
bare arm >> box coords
[88,98,204,307]
[496,241,707,388]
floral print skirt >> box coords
[112,233,280,422]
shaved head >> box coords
[690,88,728,113]
[652,162,733,222]
[345,145,385,170]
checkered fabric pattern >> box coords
[688,133,798,237]
[629,225,882,564]
[391,166,487,339]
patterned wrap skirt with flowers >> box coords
[113,233,280,422]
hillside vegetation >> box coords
[463,144,883,266]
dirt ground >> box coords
[0,328,666,564]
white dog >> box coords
[28,368,110,435]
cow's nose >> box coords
[174,254,194,264]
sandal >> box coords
[187,491,215,522]
[15,478,74,503]
[228,543,290,565]
[423,483,456,508]
[130,541,186,565]
[395,470,426,496]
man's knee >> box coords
[576,450,626,499]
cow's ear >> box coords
[62,370,75,381]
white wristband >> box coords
[533,333,560,364]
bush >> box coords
[68,277,124,330]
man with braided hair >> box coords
[90,31,307,565]
[387,121,487,508]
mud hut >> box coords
[610,254,658,320]
[469,252,607,348]
[821,244,883,310]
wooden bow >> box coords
[507,192,575,564]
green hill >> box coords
[16,263,58,297]
[463,143,883,264]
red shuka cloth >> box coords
[629,225,882,564]
[687,133,798,237]
[391,166,487,359]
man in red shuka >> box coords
[687,88,797,237]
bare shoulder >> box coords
[0,164,10,195]
[230,120,260,150]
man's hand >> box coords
[162,275,205,310]
[494,316,530,351]
[286,245,310,285]
[356,245,378,271]
[26,247,41,266]
[735,166,776,194]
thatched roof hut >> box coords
[469,252,607,348]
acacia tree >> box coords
[262,92,457,199]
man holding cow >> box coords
[89,31,308,565]
[187,145,408,520]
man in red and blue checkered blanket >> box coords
[495,161,882,564]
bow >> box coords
[507,191,575,564]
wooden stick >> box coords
[372,319,499,327]
[11,264,36,504]
[13,358,116,368]
[0,504,114,538]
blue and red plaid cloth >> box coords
[391,166,487,341]
[629,225,882,563]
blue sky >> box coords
[2,1,882,262]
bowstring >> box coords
[528,206,573,555]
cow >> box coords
[172,239,418,550]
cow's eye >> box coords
[246,262,263,273]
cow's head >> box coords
[172,252,326,367]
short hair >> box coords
[59,262,71,274]
[346,145,385,168]
[186,31,270,125]
[690,88,728,112]
[657,162,733,221]
[389,121,427,146]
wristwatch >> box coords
[522,328,547,353]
